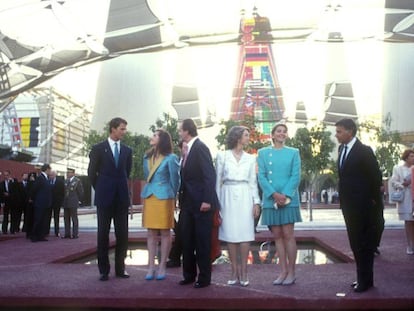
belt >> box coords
[223,181,248,185]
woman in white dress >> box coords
[215,126,261,286]
[390,149,414,254]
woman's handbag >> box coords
[391,188,404,203]
[213,209,222,227]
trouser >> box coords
[2,205,10,233]
[180,208,213,284]
[48,205,61,235]
[64,207,79,237]
[342,206,377,286]
[96,203,129,275]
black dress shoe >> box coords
[166,260,181,268]
[62,236,71,239]
[116,271,130,278]
[99,274,109,281]
[194,281,210,289]
[353,283,372,293]
[179,279,195,285]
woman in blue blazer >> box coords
[257,123,302,286]
[141,129,180,281]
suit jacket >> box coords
[180,138,218,209]
[338,139,382,209]
[88,140,132,208]
[30,174,52,210]
[0,178,19,207]
[257,146,301,209]
[50,177,65,208]
[141,153,180,200]
[63,176,84,208]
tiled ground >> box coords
[0,226,413,310]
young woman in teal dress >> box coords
[257,123,302,286]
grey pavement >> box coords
[76,204,403,232]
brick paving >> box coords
[0,207,413,310]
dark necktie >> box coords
[340,145,348,168]
[114,142,119,167]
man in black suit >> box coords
[1,170,19,234]
[47,170,65,237]
[335,118,383,293]
[88,117,132,281]
[177,119,218,288]
[30,164,52,242]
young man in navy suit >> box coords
[88,117,132,281]
[335,118,383,293]
[30,164,52,242]
[177,119,218,288]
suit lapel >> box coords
[147,155,165,182]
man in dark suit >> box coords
[63,168,84,239]
[1,170,20,234]
[335,118,383,293]
[30,164,52,242]
[177,118,218,289]
[47,170,65,237]
[88,117,132,281]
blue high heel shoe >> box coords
[145,271,155,281]
[156,274,166,281]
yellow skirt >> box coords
[142,196,175,229]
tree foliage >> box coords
[288,123,336,187]
[83,126,150,180]
[288,123,335,219]
[215,115,271,153]
[359,114,402,178]
[83,113,181,180]
[149,112,181,156]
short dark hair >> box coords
[108,117,127,134]
[226,126,249,149]
[181,119,198,137]
[401,149,414,161]
[335,118,357,136]
[41,163,51,172]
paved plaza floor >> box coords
[0,205,413,310]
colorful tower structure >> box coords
[230,8,286,135]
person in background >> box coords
[257,123,302,286]
[47,170,65,237]
[1,170,19,234]
[166,140,187,268]
[178,118,219,289]
[63,168,84,239]
[88,117,132,281]
[215,126,261,287]
[23,172,37,239]
[141,129,180,281]
[30,164,52,242]
[390,149,414,255]
[335,118,383,293]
